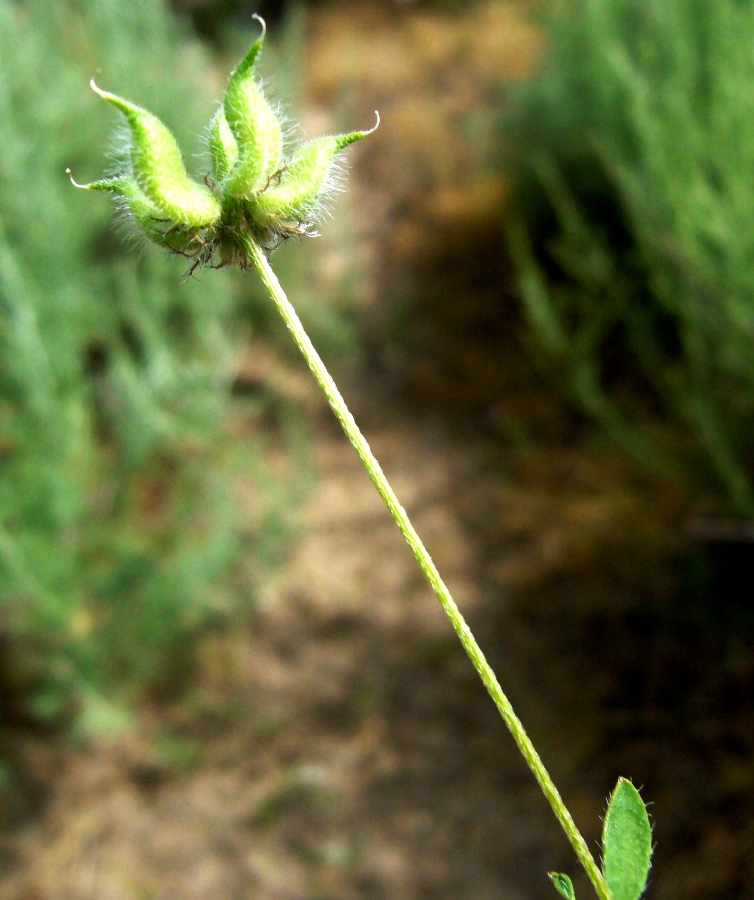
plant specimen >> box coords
[70,15,652,898]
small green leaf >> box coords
[548,872,576,899]
[602,778,652,900]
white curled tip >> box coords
[89,77,118,103]
[66,167,89,189]
[367,111,381,135]
[251,13,266,40]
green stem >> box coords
[246,235,612,900]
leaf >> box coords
[548,872,576,899]
[602,777,652,900]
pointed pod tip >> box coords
[251,12,266,41]
[334,112,381,151]
[89,77,121,108]
[88,79,141,120]
[227,12,267,81]
[89,76,105,97]
[67,172,130,194]
[66,168,89,190]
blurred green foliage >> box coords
[0,0,302,731]
[506,0,754,515]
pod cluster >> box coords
[69,16,378,271]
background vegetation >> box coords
[506,0,754,517]
[0,0,306,731]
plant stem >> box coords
[246,235,612,900]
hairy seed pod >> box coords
[73,16,379,265]
[90,80,221,228]
[68,172,205,253]
[208,108,238,184]
[252,119,379,225]
[221,17,283,198]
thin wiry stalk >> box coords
[245,233,613,900]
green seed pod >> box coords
[251,117,379,226]
[221,16,284,198]
[208,108,238,184]
[74,16,379,269]
[90,80,221,228]
[67,171,205,254]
